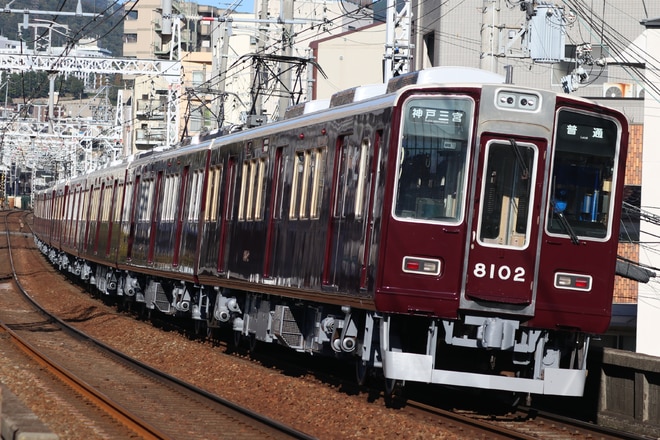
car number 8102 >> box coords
[473,263,525,282]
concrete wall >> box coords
[596,347,660,437]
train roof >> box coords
[284,66,506,119]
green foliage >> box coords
[7,71,50,101]
[60,75,86,98]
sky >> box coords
[205,0,255,13]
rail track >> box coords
[0,208,647,439]
[0,209,314,439]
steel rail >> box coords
[3,211,171,439]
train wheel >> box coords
[206,322,216,341]
[138,304,151,320]
[356,360,369,386]
[248,333,257,352]
[384,378,397,395]
[121,297,133,313]
[194,320,204,335]
[232,330,242,348]
[384,378,405,405]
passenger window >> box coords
[333,139,360,219]
[290,148,325,220]
[238,158,267,222]
[310,148,325,219]
[355,140,369,219]
[138,179,154,222]
[255,158,267,220]
[162,174,180,222]
[273,148,287,220]
[289,151,304,220]
[122,182,133,222]
[205,166,223,222]
[114,184,123,222]
[188,171,203,222]
[225,159,237,221]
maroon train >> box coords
[33,66,629,397]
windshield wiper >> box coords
[509,138,529,180]
[552,203,580,245]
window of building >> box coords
[192,70,205,87]
[124,33,138,44]
[620,185,640,243]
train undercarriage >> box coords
[38,238,590,397]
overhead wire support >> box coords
[384,0,412,81]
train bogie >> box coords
[32,66,629,398]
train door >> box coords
[172,166,189,267]
[92,182,105,254]
[263,146,284,278]
[147,171,163,264]
[83,183,95,253]
[217,158,236,272]
[106,179,119,257]
[73,187,82,249]
[126,175,140,261]
[323,135,371,290]
[323,135,350,288]
[463,135,544,308]
[359,131,382,290]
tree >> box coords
[60,75,86,99]
[7,72,49,102]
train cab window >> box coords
[547,110,620,240]
[394,97,473,223]
[478,140,537,248]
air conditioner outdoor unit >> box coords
[603,82,635,98]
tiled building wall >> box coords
[614,123,643,303]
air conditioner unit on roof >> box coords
[603,82,635,98]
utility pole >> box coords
[480,0,499,72]
[200,3,323,128]
[384,0,412,81]
[254,0,270,122]
[278,0,294,119]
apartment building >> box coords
[122,0,224,150]
[122,0,377,149]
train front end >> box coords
[373,81,628,396]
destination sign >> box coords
[409,107,465,125]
